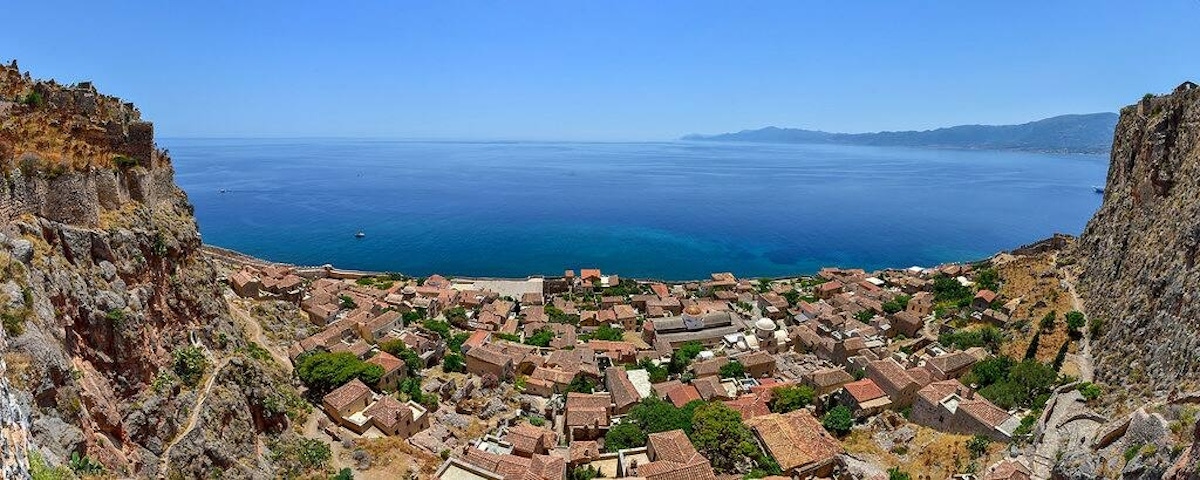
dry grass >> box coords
[842,422,1003,479]
[352,436,441,479]
[994,252,1077,364]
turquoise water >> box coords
[168,139,1108,280]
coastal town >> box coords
[216,241,1094,480]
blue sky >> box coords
[4,1,1198,140]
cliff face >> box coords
[1078,82,1200,396]
[1,62,305,478]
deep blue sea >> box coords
[167,139,1108,280]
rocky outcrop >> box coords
[1077,81,1200,396]
[1,62,304,477]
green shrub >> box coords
[69,452,104,475]
[719,361,745,379]
[112,155,138,169]
[822,405,854,436]
[1039,311,1057,331]
[524,328,554,347]
[295,351,384,397]
[604,422,647,451]
[593,324,624,341]
[172,346,208,386]
[270,437,331,477]
[1078,382,1102,402]
[967,434,990,458]
[888,467,912,480]
[442,353,465,373]
[21,91,44,107]
[769,385,815,413]
[29,450,72,480]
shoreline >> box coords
[200,236,1060,284]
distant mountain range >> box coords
[682,112,1119,154]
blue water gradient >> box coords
[167,139,1107,280]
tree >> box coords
[668,341,704,374]
[443,353,465,373]
[1065,311,1086,336]
[719,361,745,379]
[524,328,555,348]
[333,468,353,480]
[571,465,602,480]
[402,309,424,326]
[566,375,596,394]
[975,268,1000,292]
[888,467,912,480]
[882,295,911,314]
[422,319,452,340]
[933,275,973,303]
[965,356,1014,389]
[854,309,875,322]
[295,351,385,397]
[967,434,990,458]
[821,405,854,436]
[593,324,624,341]
[604,422,647,451]
[689,402,758,473]
[172,346,209,386]
[1039,311,1057,331]
[626,397,695,434]
[769,385,815,413]
[635,358,668,383]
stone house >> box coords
[838,378,892,418]
[866,358,923,407]
[625,430,716,480]
[564,392,612,442]
[803,367,854,396]
[465,343,515,380]
[604,367,641,415]
[925,351,979,381]
[745,409,843,478]
[322,379,374,433]
[737,350,777,378]
[365,395,429,438]
[911,380,1020,441]
[366,351,406,392]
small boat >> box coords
[355,231,366,238]
[1092,186,1105,194]
[219,188,228,194]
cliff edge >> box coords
[1078,81,1200,397]
[1,61,307,478]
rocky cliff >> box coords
[1078,81,1200,397]
[1,62,306,478]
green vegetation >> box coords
[593,324,624,341]
[1089,316,1105,337]
[967,434,990,458]
[545,305,581,325]
[524,328,555,347]
[769,385,815,413]
[632,358,668,383]
[600,279,644,297]
[1065,311,1086,337]
[976,359,1060,410]
[668,341,704,374]
[854,309,875,322]
[112,155,138,169]
[689,402,760,473]
[443,353,465,373]
[626,397,702,435]
[493,332,521,343]
[69,452,104,476]
[888,467,913,480]
[566,375,597,394]
[447,331,471,353]
[20,91,44,107]
[882,294,911,314]
[1,309,26,336]
[1039,311,1057,331]
[821,405,854,436]
[378,340,423,376]
[604,422,648,452]
[354,276,395,290]
[974,267,1000,292]
[421,319,452,340]
[171,345,208,387]
[333,468,354,480]
[239,341,273,362]
[1124,444,1143,463]
[402,309,423,326]
[939,325,1003,352]
[1078,382,1102,402]
[963,356,1014,388]
[295,351,384,397]
[571,465,603,480]
[338,295,357,310]
[270,436,332,478]
[933,275,974,305]
[29,450,73,480]
[719,360,745,379]
[443,306,469,328]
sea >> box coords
[167,138,1109,281]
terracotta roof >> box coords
[652,380,683,399]
[692,375,729,401]
[737,350,776,368]
[985,459,1032,480]
[868,359,917,395]
[364,395,407,428]
[975,289,998,303]
[569,440,600,462]
[605,367,641,411]
[745,410,843,473]
[323,378,372,411]
[367,351,405,375]
[928,351,977,375]
[843,379,887,403]
[466,344,512,368]
[638,430,716,480]
[724,393,771,420]
[666,385,701,408]
[507,422,555,455]
[691,356,728,377]
[807,367,853,388]
[564,392,611,427]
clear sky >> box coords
[4,1,1199,140]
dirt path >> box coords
[157,356,231,478]
[1061,270,1094,382]
[226,295,294,374]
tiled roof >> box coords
[807,367,853,388]
[691,356,729,377]
[367,351,405,375]
[568,440,600,462]
[928,351,977,375]
[637,430,717,480]
[738,350,776,368]
[364,395,407,428]
[605,368,641,411]
[564,392,611,427]
[467,344,512,368]
[692,375,728,401]
[666,385,701,408]
[985,459,1032,480]
[843,379,887,403]
[745,410,843,473]
[323,378,371,411]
